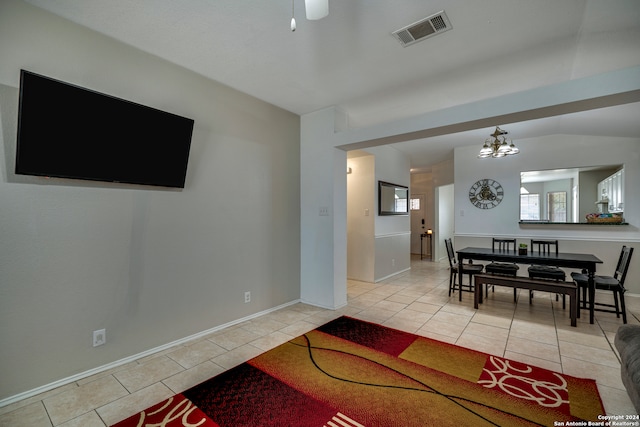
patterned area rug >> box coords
[111,316,604,426]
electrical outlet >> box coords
[244,291,251,303]
[93,329,106,347]
[392,259,396,267]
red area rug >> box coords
[111,316,604,426]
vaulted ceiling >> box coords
[24,0,640,171]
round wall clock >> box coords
[469,179,504,209]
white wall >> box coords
[0,0,300,401]
[436,184,455,262]
[300,109,348,309]
[370,146,410,233]
[374,233,411,281]
[347,153,375,282]
[371,146,410,281]
[453,135,639,292]
[346,146,411,282]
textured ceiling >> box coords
[23,0,640,171]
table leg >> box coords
[588,267,595,324]
[569,288,577,327]
[474,276,480,309]
[458,255,465,291]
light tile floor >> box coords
[1,257,638,426]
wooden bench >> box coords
[473,274,578,327]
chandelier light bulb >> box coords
[498,138,510,153]
[478,140,493,158]
[479,127,519,158]
[509,141,519,154]
[291,17,296,31]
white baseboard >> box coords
[0,299,302,408]
[375,267,411,283]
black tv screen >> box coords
[16,70,194,188]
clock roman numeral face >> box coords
[469,179,503,209]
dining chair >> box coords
[528,239,566,306]
[445,238,484,301]
[485,238,519,301]
[571,246,634,324]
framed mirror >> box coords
[378,181,409,216]
[520,165,624,223]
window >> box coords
[520,194,540,220]
[548,191,567,222]
[395,196,407,213]
[410,198,420,211]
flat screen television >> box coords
[16,70,195,188]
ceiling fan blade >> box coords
[305,0,328,20]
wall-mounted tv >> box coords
[16,70,195,188]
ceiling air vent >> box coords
[392,11,452,47]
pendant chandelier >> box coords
[478,126,519,158]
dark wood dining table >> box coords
[456,247,603,324]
